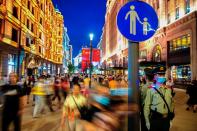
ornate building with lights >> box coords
[100,0,197,82]
[63,27,72,73]
[0,0,64,77]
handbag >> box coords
[71,95,93,121]
[153,87,175,120]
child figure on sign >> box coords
[142,17,151,35]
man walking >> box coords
[0,73,26,131]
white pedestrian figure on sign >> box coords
[125,5,141,35]
[142,17,151,35]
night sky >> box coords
[52,0,107,58]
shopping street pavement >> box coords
[0,87,197,131]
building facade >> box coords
[100,0,128,75]
[100,0,197,82]
[73,51,82,73]
[0,0,64,77]
[139,0,197,82]
[62,27,72,73]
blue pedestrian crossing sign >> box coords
[117,1,158,42]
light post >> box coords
[89,33,93,88]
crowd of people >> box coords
[0,73,129,131]
[0,71,197,131]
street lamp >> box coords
[89,33,93,88]
[89,33,94,41]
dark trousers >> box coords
[62,91,67,100]
[150,117,170,131]
[141,112,148,131]
[52,90,61,102]
[2,113,21,131]
[46,95,54,111]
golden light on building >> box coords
[0,0,64,76]
[100,0,197,80]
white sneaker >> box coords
[0,104,3,108]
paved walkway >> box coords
[170,88,197,131]
[1,88,197,131]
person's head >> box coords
[146,73,154,82]
[156,73,166,84]
[130,5,135,10]
[9,72,18,85]
[38,76,45,82]
[73,84,81,96]
[144,17,148,21]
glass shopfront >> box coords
[169,34,190,52]
[8,54,16,75]
[48,64,51,74]
[171,65,191,81]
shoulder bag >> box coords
[153,87,175,120]
[71,95,93,121]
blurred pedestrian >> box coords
[79,79,88,98]
[186,80,197,113]
[0,75,5,107]
[84,75,90,89]
[109,77,118,89]
[119,76,128,88]
[32,76,46,118]
[61,84,86,131]
[52,76,61,109]
[44,77,54,112]
[166,78,175,97]
[61,77,70,100]
[0,73,27,131]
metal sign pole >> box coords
[89,41,93,88]
[128,41,140,131]
[116,0,158,130]
[127,0,140,130]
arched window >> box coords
[153,45,161,62]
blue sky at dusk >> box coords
[52,0,107,58]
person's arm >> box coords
[18,84,28,115]
[61,97,70,127]
[0,85,7,94]
[144,89,152,130]
[136,13,142,24]
[125,12,130,20]
[165,89,174,112]
[61,107,67,127]
[18,95,27,115]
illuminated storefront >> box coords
[8,54,16,75]
[168,34,191,82]
[171,65,191,81]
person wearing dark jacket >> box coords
[186,80,197,113]
[0,73,26,131]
